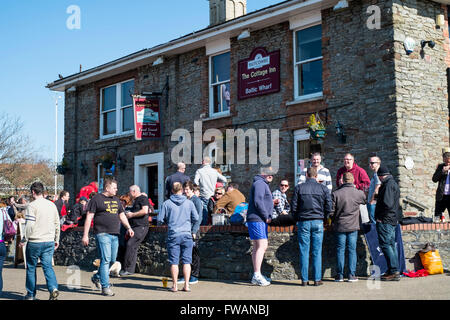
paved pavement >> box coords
[1,260,450,301]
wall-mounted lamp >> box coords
[403,37,416,55]
[436,14,445,29]
[421,40,435,50]
[152,56,164,66]
[333,0,349,11]
[237,29,250,40]
[335,121,347,144]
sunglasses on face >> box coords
[280,184,289,187]
[215,192,224,195]
[369,162,379,165]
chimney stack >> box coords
[209,0,247,27]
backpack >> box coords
[2,207,17,241]
[229,202,248,225]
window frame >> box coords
[293,23,323,101]
[209,51,231,118]
[99,78,135,140]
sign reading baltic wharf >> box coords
[238,47,280,100]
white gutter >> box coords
[47,0,339,92]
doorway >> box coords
[147,165,159,209]
[134,152,164,212]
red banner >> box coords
[133,96,161,140]
[238,47,280,100]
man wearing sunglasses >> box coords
[270,179,295,226]
[367,155,382,224]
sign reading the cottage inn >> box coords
[238,47,280,100]
[133,95,161,140]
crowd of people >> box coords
[1,151,449,299]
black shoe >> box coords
[309,280,323,286]
[381,272,400,281]
[300,281,308,286]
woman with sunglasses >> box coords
[207,187,225,225]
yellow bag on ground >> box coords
[419,250,444,275]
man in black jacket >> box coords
[432,152,450,223]
[291,167,332,286]
[165,162,190,199]
[374,166,401,281]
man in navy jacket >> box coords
[246,167,276,286]
[292,167,332,286]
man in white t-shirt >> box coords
[298,153,332,193]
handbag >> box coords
[2,208,17,241]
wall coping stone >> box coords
[69,223,450,234]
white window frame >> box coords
[209,51,231,118]
[294,129,310,185]
[99,79,135,139]
[293,23,323,101]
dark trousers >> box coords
[191,238,200,278]
[435,195,450,217]
[376,222,399,274]
[0,242,6,294]
[269,214,296,226]
[123,226,149,273]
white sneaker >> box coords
[251,274,270,286]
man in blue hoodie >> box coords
[157,182,199,292]
[292,167,332,286]
[246,167,276,286]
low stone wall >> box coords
[55,223,450,280]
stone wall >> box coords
[392,0,449,214]
[55,224,450,280]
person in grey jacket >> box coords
[194,157,227,225]
[331,172,366,282]
[157,182,199,292]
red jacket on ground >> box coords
[336,162,371,191]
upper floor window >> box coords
[100,79,134,138]
[294,24,323,99]
[209,52,230,116]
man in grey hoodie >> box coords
[157,182,199,292]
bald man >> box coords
[120,185,150,276]
[165,162,191,199]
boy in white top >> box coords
[20,182,60,300]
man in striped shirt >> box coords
[298,153,332,193]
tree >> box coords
[0,112,35,178]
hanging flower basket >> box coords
[99,153,114,170]
[56,158,70,175]
[307,114,327,141]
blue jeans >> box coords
[93,233,119,289]
[376,222,399,274]
[0,242,6,295]
[25,241,58,297]
[199,197,209,226]
[297,220,324,282]
[367,203,376,223]
[335,231,358,277]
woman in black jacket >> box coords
[432,152,450,223]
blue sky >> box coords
[0,0,283,164]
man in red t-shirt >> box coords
[336,153,370,192]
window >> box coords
[100,79,134,138]
[294,25,323,99]
[209,52,230,116]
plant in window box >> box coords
[98,153,114,170]
[56,158,70,175]
[307,114,326,141]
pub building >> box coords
[48,0,450,219]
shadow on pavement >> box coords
[0,291,24,300]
